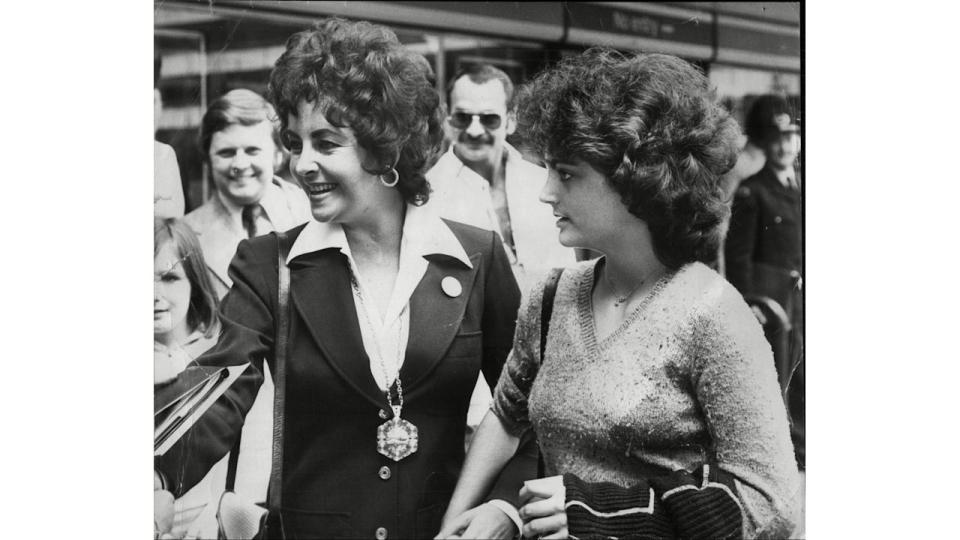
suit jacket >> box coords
[724,166,802,315]
[155,219,526,539]
[184,177,313,300]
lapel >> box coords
[288,244,480,406]
[401,252,480,392]
[289,249,385,409]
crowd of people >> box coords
[154,16,803,540]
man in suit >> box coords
[184,89,313,300]
[725,94,804,468]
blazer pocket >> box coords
[445,330,483,359]
[280,508,355,539]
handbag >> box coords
[217,232,292,539]
[536,267,563,479]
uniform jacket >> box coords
[426,144,574,297]
[724,166,802,313]
[184,176,312,299]
[155,218,526,539]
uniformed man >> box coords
[725,94,804,469]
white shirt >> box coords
[426,143,575,297]
[287,203,472,390]
[773,164,799,189]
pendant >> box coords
[377,416,419,461]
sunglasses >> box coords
[448,112,503,130]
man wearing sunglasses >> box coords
[426,66,574,518]
[428,63,573,297]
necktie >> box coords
[241,204,261,239]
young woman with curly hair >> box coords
[439,50,801,540]
[154,18,530,539]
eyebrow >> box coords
[545,158,576,169]
[282,127,343,139]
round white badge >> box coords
[441,276,462,298]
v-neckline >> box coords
[578,259,679,355]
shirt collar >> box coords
[286,203,472,268]
[771,165,796,188]
[214,177,284,220]
[442,141,524,179]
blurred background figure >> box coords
[184,88,312,300]
[724,93,804,469]
[426,63,575,442]
[427,63,574,297]
[154,217,222,538]
[155,52,185,219]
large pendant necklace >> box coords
[349,269,418,462]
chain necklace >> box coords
[348,268,419,462]
[604,262,670,308]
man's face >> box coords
[208,122,277,206]
[447,77,515,168]
[763,132,801,172]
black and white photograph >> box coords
[17,1,960,539]
[150,2,803,538]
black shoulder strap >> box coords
[224,233,291,517]
[539,267,564,363]
[268,232,291,520]
[537,267,563,479]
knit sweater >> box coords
[492,260,801,539]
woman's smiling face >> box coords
[283,100,384,226]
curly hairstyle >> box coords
[516,49,740,268]
[267,18,444,204]
[199,88,282,162]
[154,217,220,338]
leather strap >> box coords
[539,267,563,362]
[537,267,563,478]
[268,231,291,531]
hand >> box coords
[435,503,518,539]
[154,488,175,538]
[519,476,568,539]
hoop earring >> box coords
[379,168,400,188]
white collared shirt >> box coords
[287,203,472,390]
[426,143,575,296]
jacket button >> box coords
[375,527,388,539]
[378,466,391,480]
[379,409,389,419]
[774,216,783,224]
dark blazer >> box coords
[156,220,524,539]
[725,166,802,315]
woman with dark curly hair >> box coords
[154,18,528,539]
[439,50,801,539]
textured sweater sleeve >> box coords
[490,273,545,437]
[688,284,801,538]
